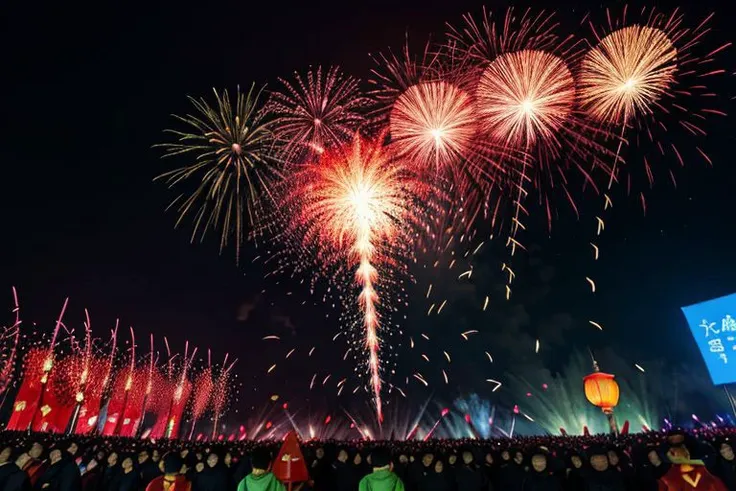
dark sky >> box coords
[2,0,735,420]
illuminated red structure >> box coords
[7,349,50,431]
[583,360,620,434]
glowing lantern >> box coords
[583,360,620,434]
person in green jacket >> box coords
[359,448,405,491]
[237,450,303,491]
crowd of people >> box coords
[0,426,734,490]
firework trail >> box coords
[155,85,275,260]
[269,66,367,162]
[287,135,422,420]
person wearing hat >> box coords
[145,454,190,491]
[358,447,404,491]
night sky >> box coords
[2,0,735,420]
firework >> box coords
[155,85,274,260]
[390,82,476,172]
[476,50,575,151]
[579,8,729,196]
[269,66,366,162]
[579,25,677,126]
[287,135,421,420]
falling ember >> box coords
[442,369,449,384]
[461,330,478,340]
[590,243,600,260]
[589,320,604,331]
[482,296,489,311]
[267,364,276,374]
[486,379,502,392]
[437,300,448,314]
[485,351,494,363]
[635,363,646,373]
[443,351,451,363]
[413,373,428,386]
[586,277,596,292]
[262,335,281,341]
[535,339,540,353]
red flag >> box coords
[272,431,309,483]
[621,420,630,435]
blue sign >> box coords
[681,292,736,385]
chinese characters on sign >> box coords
[682,293,736,386]
[699,316,736,365]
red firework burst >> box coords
[286,135,422,420]
[269,66,367,162]
[476,50,576,151]
[390,81,477,172]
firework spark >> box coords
[287,135,418,420]
[269,66,366,162]
[155,85,274,260]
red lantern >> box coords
[583,361,620,434]
[583,371,619,410]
